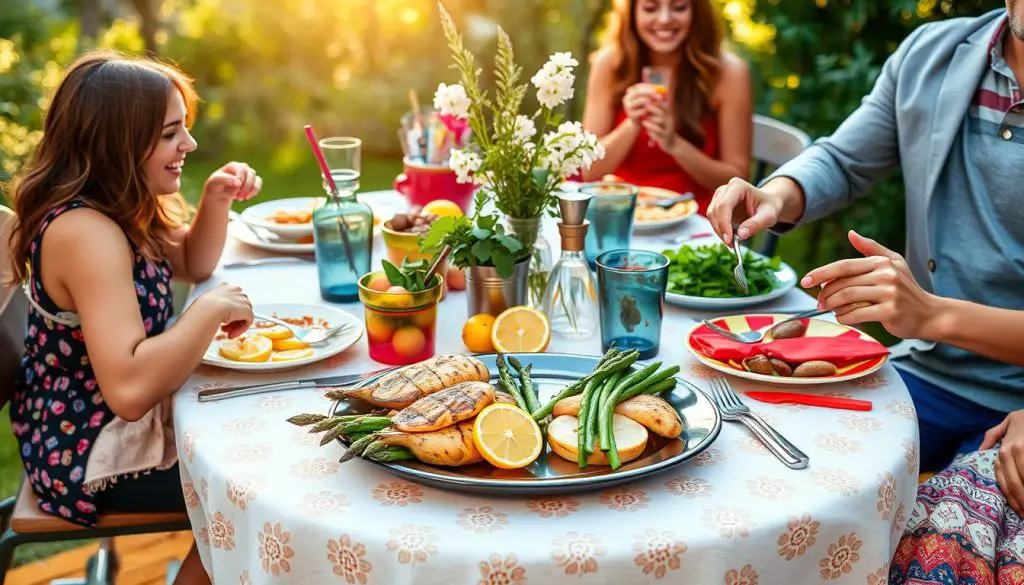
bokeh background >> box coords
[0,0,1000,565]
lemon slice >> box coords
[271,348,315,362]
[272,336,309,351]
[490,306,550,353]
[219,336,273,362]
[472,403,543,469]
[252,325,293,340]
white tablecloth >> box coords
[174,191,917,585]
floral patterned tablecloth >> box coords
[173,193,918,585]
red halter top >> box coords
[609,108,719,215]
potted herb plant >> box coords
[420,213,531,317]
[433,2,605,305]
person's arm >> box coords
[46,209,252,422]
[162,162,261,282]
[581,48,644,180]
[660,54,752,189]
[810,230,1024,367]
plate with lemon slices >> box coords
[202,302,364,372]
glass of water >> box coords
[581,182,638,268]
[313,136,373,303]
[596,249,670,359]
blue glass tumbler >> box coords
[581,182,638,268]
[313,197,373,303]
[596,249,670,359]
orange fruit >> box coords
[491,306,550,353]
[366,312,396,343]
[271,348,315,362]
[423,199,464,218]
[218,335,273,362]
[472,403,544,469]
[462,313,496,353]
[392,326,426,357]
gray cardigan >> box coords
[770,8,1006,290]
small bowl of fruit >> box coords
[380,205,439,265]
[358,260,443,366]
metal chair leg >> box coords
[0,527,22,585]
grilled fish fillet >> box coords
[376,420,483,466]
[339,354,490,409]
[391,381,494,432]
[552,393,683,438]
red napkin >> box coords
[691,317,889,366]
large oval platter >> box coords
[330,352,721,495]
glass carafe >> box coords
[312,195,373,303]
[542,223,599,339]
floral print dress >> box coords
[8,201,174,526]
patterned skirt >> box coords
[890,450,1024,585]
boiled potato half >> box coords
[547,414,649,466]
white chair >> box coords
[750,114,812,257]
[0,205,189,584]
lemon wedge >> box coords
[270,348,315,362]
[252,325,293,340]
[272,336,309,351]
[472,403,543,469]
[219,336,273,362]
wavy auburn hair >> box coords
[7,50,197,283]
[603,0,724,146]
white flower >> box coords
[539,122,604,178]
[531,53,579,109]
[449,149,482,184]
[433,83,471,119]
[512,115,536,143]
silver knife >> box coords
[196,367,393,402]
[223,257,315,270]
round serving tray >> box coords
[330,352,721,495]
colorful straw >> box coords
[303,124,357,273]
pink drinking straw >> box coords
[303,124,357,272]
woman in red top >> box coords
[582,0,752,215]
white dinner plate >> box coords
[633,186,699,233]
[228,219,316,254]
[240,198,320,239]
[684,314,889,385]
[663,237,798,311]
[202,302,364,372]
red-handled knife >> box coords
[745,391,873,411]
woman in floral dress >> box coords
[7,50,260,584]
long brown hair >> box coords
[603,0,724,146]
[7,49,197,283]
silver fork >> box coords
[702,308,831,343]
[730,230,749,294]
[252,314,350,345]
[709,378,809,469]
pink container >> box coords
[393,158,477,212]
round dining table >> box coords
[174,190,918,585]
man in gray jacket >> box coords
[707,4,1024,509]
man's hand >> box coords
[981,410,1024,515]
[203,161,262,204]
[805,230,941,340]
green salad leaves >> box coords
[663,244,782,298]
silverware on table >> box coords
[660,231,714,246]
[709,378,809,469]
[252,313,350,345]
[223,257,315,270]
[229,210,281,244]
[730,228,749,295]
[702,308,831,344]
[642,192,695,210]
[197,367,393,402]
